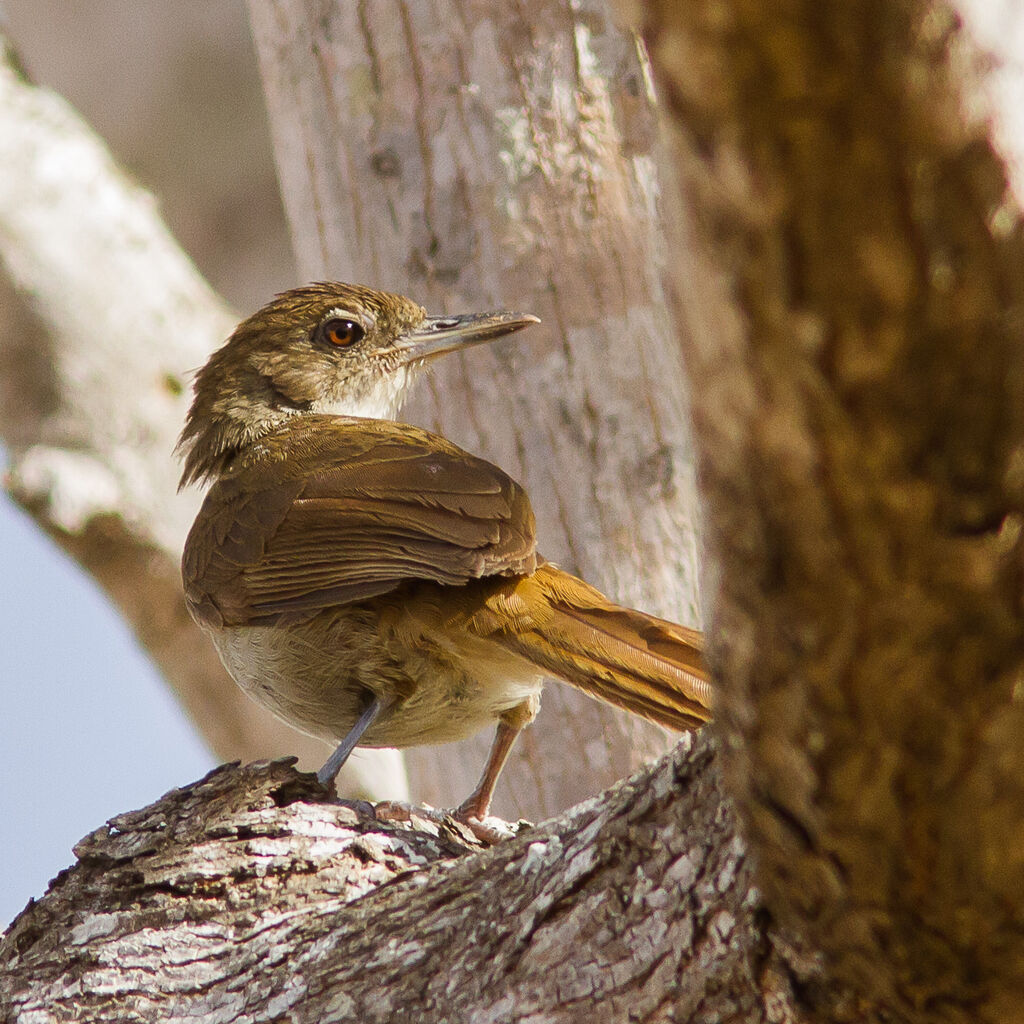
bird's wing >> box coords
[182,416,538,628]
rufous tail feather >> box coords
[470,563,711,730]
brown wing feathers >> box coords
[182,418,537,628]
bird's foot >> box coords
[375,800,525,845]
[332,796,377,817]
[454,812,520,845]
[452,794,522,844]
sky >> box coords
[0,478,213,928]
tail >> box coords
[469,563,711,730]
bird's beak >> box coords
[391,310,540,365]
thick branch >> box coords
[0,745,842,1023]
[638,1,1024,1017]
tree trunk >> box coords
[637,0,1024,1017]
[247,0,704,820]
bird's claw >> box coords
[374,799,524,845]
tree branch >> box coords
[1,744,841,1023]
[0,30,405,799]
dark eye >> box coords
[319,317,365,347]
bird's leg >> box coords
[455,698,537,824]
[317,691,388,788]
[377,697,538,844]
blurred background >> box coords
[0,1,295,927]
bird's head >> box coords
[177,282,539,487]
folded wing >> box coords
[182,416,537,628]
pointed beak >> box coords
[392,310,540,365]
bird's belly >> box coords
[206,608,543,750]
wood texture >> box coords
[0,747,832,1023]
[247,0,704,819]
[638,0,1024,1016]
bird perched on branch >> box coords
[178,282,710,831]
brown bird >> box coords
[179,283,710,828]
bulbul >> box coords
[178,282,711,826]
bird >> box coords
[178,282,711,829]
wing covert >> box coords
[182,417,537,628]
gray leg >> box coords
[317,694,385,787]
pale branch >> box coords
[0,30,406,799]
[0,742,847,1023]
[637,0,1024,1017]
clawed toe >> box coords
[454,812,519,844]
[374,799,522,844]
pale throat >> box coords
[310,364,418,421]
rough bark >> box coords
[636,1,1024,1019]
[0,33,406,800]
[247,0,704,820]
[0,743,834,1024]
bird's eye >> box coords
[319,317,365,348]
